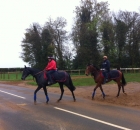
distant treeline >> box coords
[0,68,23,72]
[20,0,140,70]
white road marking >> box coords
[0,90,26,99]
[54,107,132,130]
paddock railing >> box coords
[0,68,140,80]
[65,68,140,75]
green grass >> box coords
[0,73,33,81]
[0,72,140,87]
[124,73,140,82]
[26,72,140,87]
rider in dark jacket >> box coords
[101,56,110,83]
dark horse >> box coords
[21,66,76,103]
[85,64,126,99]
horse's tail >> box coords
[117,66,120,70]
[117,67,126,86]
[121,72,126,86]
[68,74,76,91]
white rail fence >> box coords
[65,68,140,75]
[0,68,140,76]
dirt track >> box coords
[1,81,140,109]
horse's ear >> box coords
[87,63,90,66]
[24,65,26,68]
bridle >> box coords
[33,70,44,76]
[24,68,44,80]
[87,65,99,77]
[32,70,45,81]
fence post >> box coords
[125,68,127,73]
[8,72,9,79]
[3,72,5,79]
[16,70,18,79]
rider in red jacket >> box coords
[44,56,57,84]
[45,58,57,71]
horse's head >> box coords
[21,65,30,80]
[85,64,98,76]
[85,64,93,76]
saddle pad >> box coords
[109,70,119,79]
[52,71,66,82]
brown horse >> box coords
[85,64,126,99]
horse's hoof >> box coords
[34,101,36,105]
[92,97,94,100]
[74,99,76,102]
[57,99,60,102]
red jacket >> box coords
[45,59,57,71]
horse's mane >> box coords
[27,67,41,73]
[93,65,100,71]
[87,63,100,71]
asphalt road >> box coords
[0,83,140,130]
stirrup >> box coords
[102,79,106,84]
[48,81,53,85]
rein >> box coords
[34,70,44,76]
[89,66,101,79]
[32,70,44,80]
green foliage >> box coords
[72,1,140,69]
[21,24,54,69]
[21,17,69,70]
[20,0,140,69]
[72,0,109,69]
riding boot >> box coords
[103,78,106,84]
[48,77,53,85]
[106,73,109,82]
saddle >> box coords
[44,71,67,82]
[102,70,120,79]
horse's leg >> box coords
[64,82,76,102]
[121,84,125,93]
[57,82,64,102]
[71,91,76,102]
[43,86,49,103]
[116,83,121,97]
[92,84,99,100]
[113,79,121,97]
[121,85,127,95]
[99,85,105,99]
[34,86,42,104]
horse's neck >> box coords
[30,68,40,76]
[92,70,100,78]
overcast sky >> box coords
[0,0,140,68]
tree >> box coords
[113,11,140,67]
[21,23,53,69]
[71,0,110,68]
[45,17,69,69]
